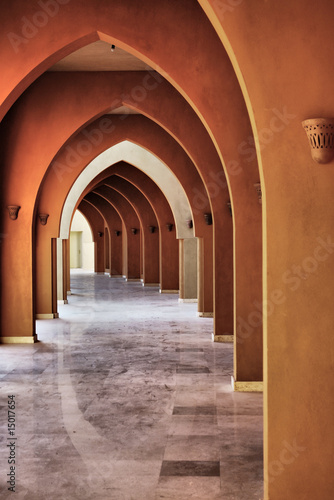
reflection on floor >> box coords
[0,271,263,500]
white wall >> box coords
[70,211,94,270]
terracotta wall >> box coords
[199,0,334,497]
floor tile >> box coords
[0,271,263,500]
[173,406,216,415]
[160,460,220,476]
[156,477,222,500]
[163,435,220,461]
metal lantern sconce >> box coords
[204,213,212,225]
[227,202,232,216]
[7,205,20,220]
[302,118,334,164]
[186,219,193,229]
[115,230,120,237]
[98,232,103,237]
[131,228,137,235]
[254,183,262,204]
[149,225,156,234]
[38,213,49,225]
[166,223,173,232]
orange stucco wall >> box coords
[199,0,334,497]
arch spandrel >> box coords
[59,141,194,240]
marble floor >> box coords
[0,271,263,500]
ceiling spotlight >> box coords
[111,44,116,52]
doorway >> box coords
[70,231,82,268]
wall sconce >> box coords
[115,230,120,237]
[254,183,262,204]
[38,213,49,226]
[148,225,156,234]
[302,118,334,164]
[186,219,193,229]
[227,202,232,216]
[166,223,173,232]
[98,232,103,237]
[204,213,212,225]
[7,205,20,220]
[131,228,137,235]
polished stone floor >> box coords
[0,271,263,500]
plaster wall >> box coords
[198,0,334,497]
[3,0,334,497]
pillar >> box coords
[179,238,197,302]
[159,227,179,293]
[66,237,71,295]
[57,238,68,304]
[36,236,58,319]
[95,232,105,274]
[104,226,110,273]
[197,233,214,318]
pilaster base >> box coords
[126,278,141,282]
[231,376,263,392]
[197,312,214,318]
[160,290,179,294]
[212,334,233,342]
[36,313,59,319]
[178,298,197,303]
[142,283,159,287]
[58,300,68,305]
[67,290,72,295]
[1,334,38,344]
[110,275,123,278]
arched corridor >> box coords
[0,271,262,499]
[1,1,334,498]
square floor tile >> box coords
[160,460,220,477]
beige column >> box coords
[66,237,71,295]
[57,238,68,304]
[179,238,197,302]
[197,236,214,318]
